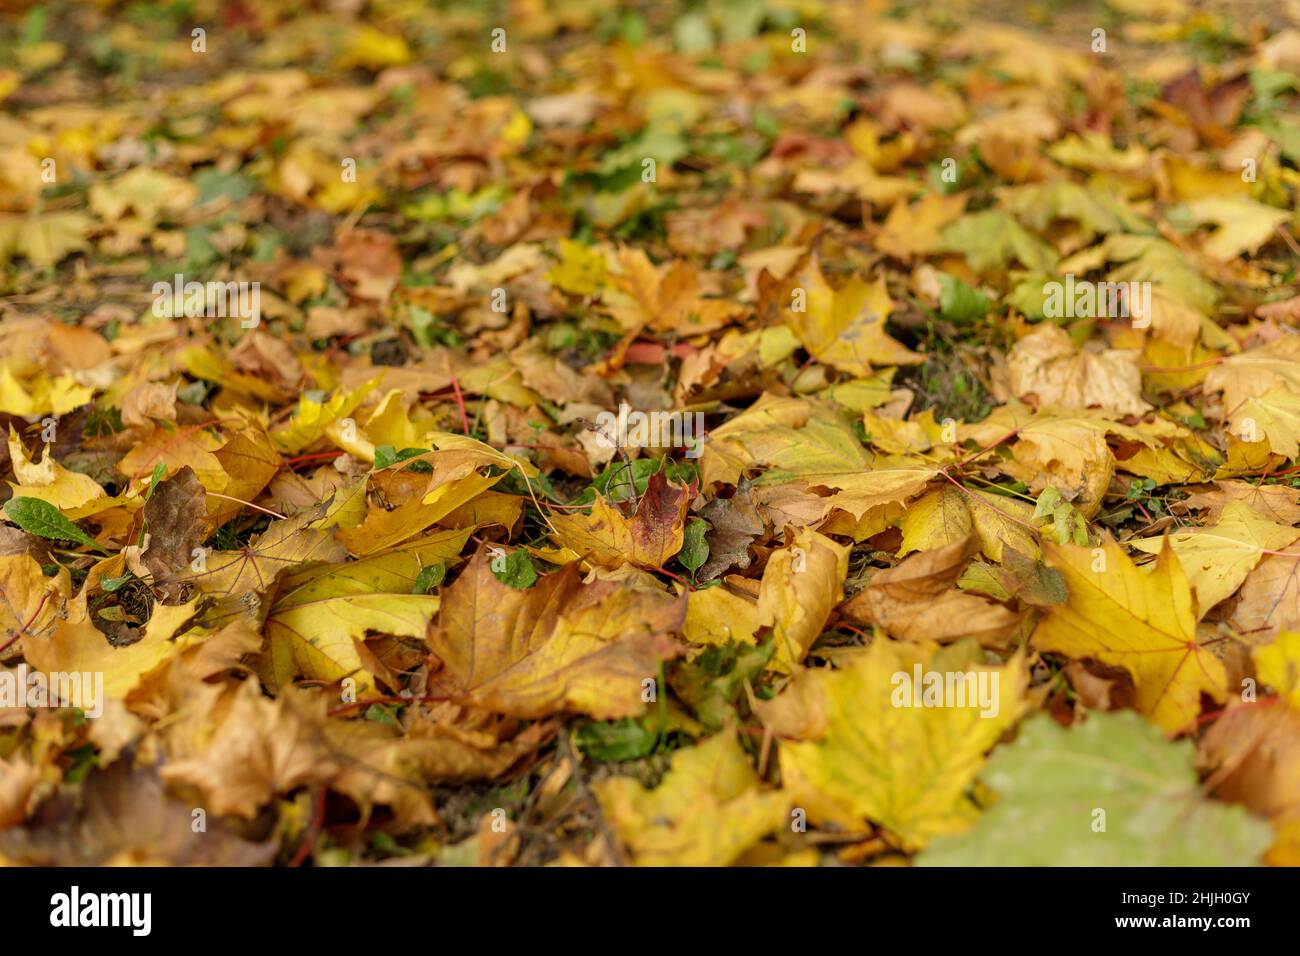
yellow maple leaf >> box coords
[876,192,968,259]
[547,238,608,296]
[337,25,412,69]
[210,429,281,526]
[777,639,1027,849]
[271,375,382,454]
[964,407,1116,517]
[793,159,920,206]
[965,489,1040,562]
[266,528,471,689]
[787,256,922,375]
[336,444,513,555]
[24,556,197,701]
[757,528,848,671]
[1204,336,1300,415]
[1232,387,1300,459]
[0,366,93,416]
[118,422,230,492]
[6,429,105,510]
[88,167,198,225]
[1176,196,1289,261]
[595,730,789,865]
[0,553,67,645]
[1033,538,1226,731]
[179,507,347,598]
[1130,502,1300,616]
[426,548,683,719]
[683,584,761,646]
[1255,631,1300,710]
[898,486,973,555]
[548,469,689,570]
[0,211,92,268]
[178,346,291,403]
[604,247,741,336]
[0,69,19,103]
[809,466,939,522]
[700,392,873,489]
[358,390,429,455]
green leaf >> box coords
[668,640,773,730]
[1254,115,1300,165]
[374,445,430,470]
[1004,272,1057,320]
[939,210,1057,273]
[193,168,255,204]
[491,548,537,589]
[576,717,658,761]
[678,517,710,572]
[578,457,694,506]
[1032,486,1063,520]
[3,497,107,553]
[412,563,446,594]
[918,712,1274,866]
[364,703,403,729]
[672,11,714,54]
[144,462,166,500]
[938,274,988,325]
[597,128,687,177]
[1002,180,1153,238]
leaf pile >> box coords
[1,0,1299,866]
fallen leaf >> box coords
[1130,502,1300,615]
[697,480,763,581]
[266,529,469,687]
[548,468,689,571]
[1032,538,1226,732]
[920,712,1273,865]
[778,638,1026,849]
[1006,324,1150,417]
[0,759,277,866]
[785,257,922,375]
[843,537,1022,646]
[1254,631,1300,709]
[138,466,209,603]
[595,730,789,866]
[1228,555,1300,641]
[426,548,683,718]
[6,429,105,510]
[161,680,337,819]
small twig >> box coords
[952,427,1020,472]
[0,590,52,656]
[654,565,695,591]
[281,451,344,470]
[288,784,327,867]
[1276,224,1300,260]
[450,376,471,435]
[205,492,287,519]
